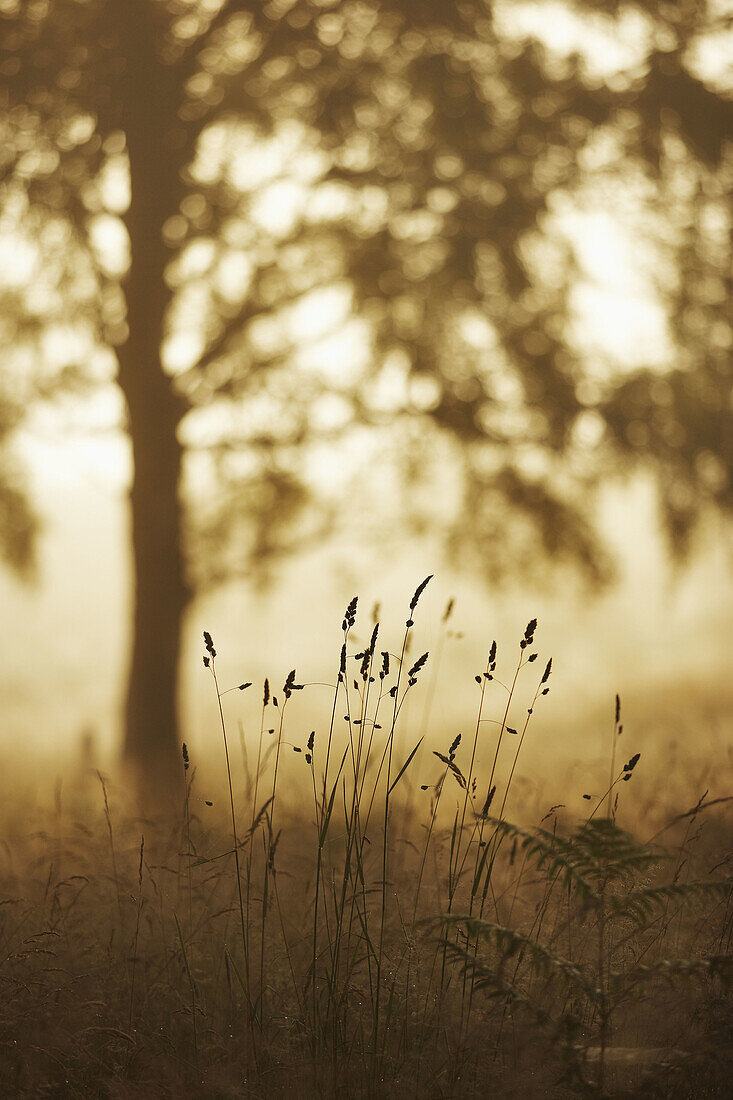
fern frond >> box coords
[605,879,733,925]
[438,914,597,1001]
[438,937,555,1029]
[570,819,663,883]
[616,953,733,990]
[483,816,662,904]
[483,818,598,900]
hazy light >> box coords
[572,284,672,369]
[286,283,352,342]
[687,25,733,89]
[366,350,411,413]
[163,331,206,374]
[562,207,675,371]
[214,250,253,301]
[94,154,130,215]
[295,319,371,387]
[0,234,36,287]
[459,311,499,350]
[6,0,723,541]
[88,214,130,278]
[250,178,305,236]
[496,0,651,81]
[176,238,217,280]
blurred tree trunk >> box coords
[115,0,188,797]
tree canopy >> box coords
[3,0,731,580]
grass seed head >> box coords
[283,669,303,699]
[409,574,433,612]
[408,651,429,680]
[624,752,641,773]
[481,784,497,816]
[342,596,358,631]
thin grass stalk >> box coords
[450,647,494,905]
[464,668,548,1030]
[128,835,144,1033]
[272,871,305,1016]
[473,657,550,920]
[258,826,268,1024]
[208,653,250,993]
[327,664,360,1015]
[328,632,382,1026]
[454,634,534,1051]
[342,631,381,1007]
[374,619,410,1063]
[465,644,536,917]
[203,637,258,1058]
[596,872,609,1093]
[373,570,433,1071]
[401,762,450,1058]
[256,682,290,1026]
[312,642,346,1037]
[245,686,268,1016]
[174,910,198,1065]
[308,735,325,1043]
[182,744,193,938]
[433,646,499,1028]
[393,601,453,890]
[97,771,122,924]
[608,694,621,820]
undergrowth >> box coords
[1,580,732,1098]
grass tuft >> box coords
[1,584,732,1097]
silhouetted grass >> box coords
[1,584,732,1098]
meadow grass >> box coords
[1,582,733,1098]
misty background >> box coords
[1,0,731,802]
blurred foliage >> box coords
[0,394,36,576]
[1,0,731,585]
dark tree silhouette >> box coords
[0,386,36,576]
[1,0,730,789]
